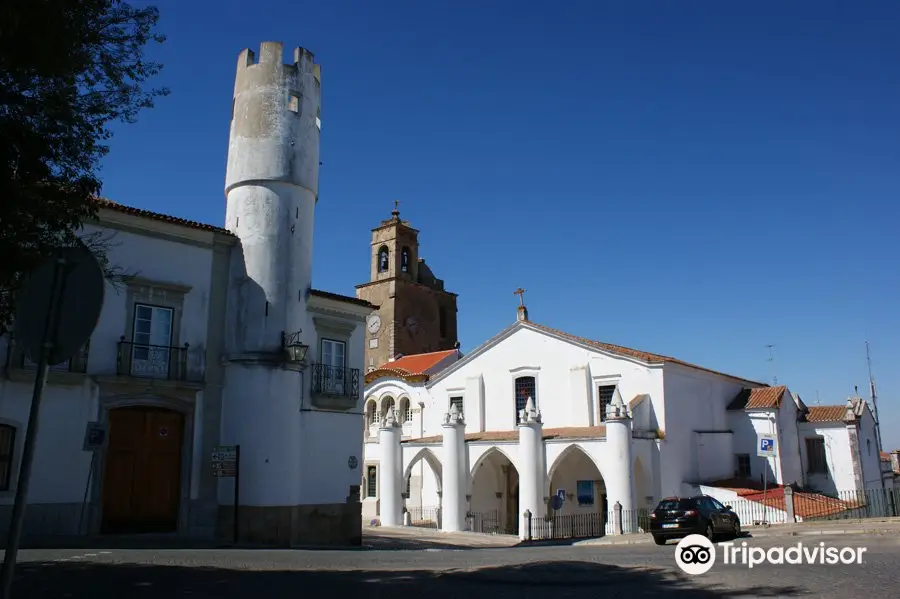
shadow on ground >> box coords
[14,534,496,552]
[11,560,807,598]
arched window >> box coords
[514,376,536,424]
[377,246,389,273]
[398,398,411,422]
[0,424,16,492]
[365,400,377,426]
[381,396,395,419]
[400,247,410,272]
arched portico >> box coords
[468,446,520,534]
[547,444,608,524]
[401,446,443,527]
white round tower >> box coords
[224,41,320,351]
[219,42,321,542]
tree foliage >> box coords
[0,0,168,334]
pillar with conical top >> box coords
[441,402,466,532]
[378,407,403,527]
[517,396,544,539]
[605,387,636,532]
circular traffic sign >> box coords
[14,245,105,365]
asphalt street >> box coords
[4,532,897,598]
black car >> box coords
[648,495,741,545]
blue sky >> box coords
[100,1,899,450]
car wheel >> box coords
[653,535,667,545]
[732,519,741,539]
[705,523,715,542]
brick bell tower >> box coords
[355,202,459,371]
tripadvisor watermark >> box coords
[674,534,867,575]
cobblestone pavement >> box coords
[4,532,897,598]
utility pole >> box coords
[866,341,884,469]
[765,344,777,385]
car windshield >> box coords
[655,498,694,510]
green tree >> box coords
[0,0,168,334]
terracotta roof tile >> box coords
[403,426,606,445]
[726,386,787,411]
[705,480,862,519]
[803,405,848,423]
[742,488,863,519]
[526,322,766,386]
[382,350,458,375]
[95,198,234,236]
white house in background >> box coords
[361,303,888,538]
[0,42,375,547]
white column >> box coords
[604,388,636,533]
[378,407,403,527]
[441,403,466,532]
[517,397,544,540]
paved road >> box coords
[5,532,896,598]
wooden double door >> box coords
[101,406,184,534]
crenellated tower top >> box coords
[225,42,322,200]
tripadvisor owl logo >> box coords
[675,534,716,575]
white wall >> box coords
[857,409,883,490]
[662,365,745,495]
[776,392,804,485]
[426,327,663,437]
[797,423,854,493]
[79,222,215,375]
[0,221,216,513]
[0,380,96,505]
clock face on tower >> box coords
[367,314,382,334]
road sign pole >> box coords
[0,253,69,599]
[233,445,241,545]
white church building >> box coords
[0,42,376,546]
[362,303,889,538]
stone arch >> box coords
[547,443,607,518]
[468,446,520,535]
[468,446,518,491]
[403,447,443,493]
[377,245,389,272]
[379,393,395,418]
[93,392,195,535]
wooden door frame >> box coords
[88,394,195,535]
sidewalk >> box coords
[574,518,900,546]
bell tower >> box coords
[356,205,458,370]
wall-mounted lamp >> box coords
[282,330,309,364]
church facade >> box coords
[0,42,375,546]
[362,304,888,538]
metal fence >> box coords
[405,506,440,529]
[467,509,504,534]
[714,487,899,525]
[524,508,648,541]
[795,488,899,522]
[724,497,790,525]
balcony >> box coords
[4,336,89,384]
[116,337,199,383]
[310,362,360,411]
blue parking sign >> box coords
[757,434,776,457]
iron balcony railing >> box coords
[5,336,89,374]
[117,337,192,381]
[311,362,360,398]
